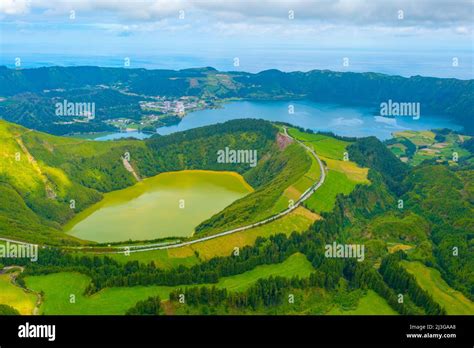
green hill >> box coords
[1,66,472,135]
[1,125,472,316]
[195,142,312,235]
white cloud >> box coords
[92,20,191,34]
[0,0,31,15]
[2,0,472,27]
[191,0,474,27]
[1,0,472,41]
[455,26,471,35]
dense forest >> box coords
[125,296,162,315]
[0,304,20,315]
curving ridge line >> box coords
[113,127,327,254]
[0,127,327,254]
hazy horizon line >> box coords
[2,64,473,81]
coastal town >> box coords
[51,93,217,132]
[106,95,216,131]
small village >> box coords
[105,96,216,131]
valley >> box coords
[0,70,472,318]
[1,2,473,345]
[23,253,313,315]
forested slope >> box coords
[1,66,472,134]
[0,119,278,244]
[1,128,472,314]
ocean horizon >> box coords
[1,50,472,80]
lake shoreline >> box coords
[64,170,253,244]
[75,99,463,142]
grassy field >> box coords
[26,271,175,315]
[401,261,474,315]
[289,147,322,195]
[395,130,436,146]
[273,146,323,212]
[25,253,313,315]
[106,206,318,265]
[304,170,359,213]
[0,122,45,196]
[0,273,37,315]
[288,128,369,213]
[106,248,201,269]
[320,156,369,183]
[288,128,349,160]
[173,207,319,260]
[0,122,70,243]
[217,252,313,292]
[327,290,397,315]
[389,130,472,166]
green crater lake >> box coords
[65,170,253,243]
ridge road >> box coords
[107,127,327,254]
[0,127,327,254]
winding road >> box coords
[0,128,326,254]
[105,127,326,254]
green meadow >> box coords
[293,152,321,193]
[274,146,323,212]
[107,206,318,265]
[25,253,313,315]
[107,248,201,269]
[216,252,313,292]
[304,170,359,213]
[287,128,369,213]
[389,130,472,166]
[288,128,349,160]
[401,261,474,315]
[327,290,397,315]
[0,273,37,315]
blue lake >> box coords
[94,100,463,141]
[157,100,464,140]
[94,131,151,141]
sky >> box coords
[0,0,473,78]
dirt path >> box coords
[122,157,141,181]
[2,266,43,315]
